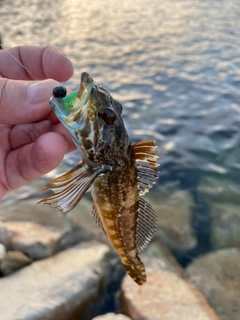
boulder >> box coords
[0,197,93,260]
[142,239,184,277]
[119,267,219,320]
[146,187,196,254]
[92,313,131,320]
[0,220,65,260]
[0,241,117,320]
[198,176,240,205]
[0,243,7,272]
[1,250,32,275]
[210,202,240,250]
[186,248,240,320]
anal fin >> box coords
[136,197,158,253]
[92,204,106,235]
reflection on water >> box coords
[1,0,240,264]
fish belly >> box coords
[91,174,147,285]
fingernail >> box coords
[52,46,69,59]
[28,79,59,104]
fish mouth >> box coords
[65,72,97,124]
[49,72,97,126]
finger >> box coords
[5,132,68,190]
[9,120,76,152]
[0,46,73,81]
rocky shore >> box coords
[0,176,240,320]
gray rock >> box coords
[93,313,131,320]
[198,176,240,205]
[186,248,240,320]
[197,176,240,251]
[146,186,196,254]
[210,202,240,250]
[0,198,101,259]
[0,221,64,260]
[0,223,12,247]
[0,243,7,270]
[0,243,6,259]
[0,241,112,320]
[142,239,184,277]
[119,267,219,320]
[1,250,32,275]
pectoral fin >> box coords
[133,140,159,196]
[38,161,109,214]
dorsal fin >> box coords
[38,162,107,214]
[92,204,106,235]
[136,197,158,253]
[133,140,159,196]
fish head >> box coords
[49,72,129,163]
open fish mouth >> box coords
[49,72,98,126]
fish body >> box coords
[39,73,159,285]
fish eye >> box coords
[98,107,116,125]
[52,86,67,98]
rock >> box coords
[0,243,7,272]
[197,176,240,251]
[1,250,32,275]
[0,198,102,258]
[0,221,64,260]
[0,243,6,259]
[186,248,240,320]
[146,186,196,254]
[0,223,12,247]
[210,202,240,250]
[142,239,184,277]
[0,197,92,230]
[92,313,131,320]
[119,268,219,320]
[0,241,118,320]
[198,176,240,205]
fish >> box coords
[38,72,159,285]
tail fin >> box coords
[122,259,146,285]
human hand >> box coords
[0,46,76,200]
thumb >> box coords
[0,78,59,125]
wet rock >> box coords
[119,267,219,320]
[92,313,131,320]
[186,248,240,320]
[0,198,100,257]
[0,243,7,271]
[0,241,116,320]
[198,176,240,205]
[142,239,184,277]
[0,221,64,260]
[210,202,240,250]
[0,223,12,247]
[146,186,196,254]
[0,197,91,231]
[1,250,32,275]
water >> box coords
[1,0,240,261]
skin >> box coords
[0,46,76,200]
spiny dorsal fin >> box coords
[133,140,159,196]
[136,197,158,253]
[38,162,105,214]
[92,204,106,235]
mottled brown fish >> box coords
[38,72,159,285]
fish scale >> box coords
[38,72,159,285]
